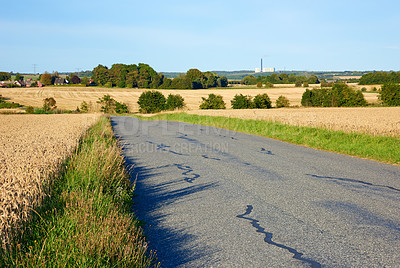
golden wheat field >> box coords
[0,114,99,248]
[187,107,400,137]
[0,84,380,112]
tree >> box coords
[199,94,226,109]
[97,95,116,113]
[40,72,52,85]
[0,72,11,81]
[165,94,185,110]
[43,97,57,112]
[242,75,257,85]
[276,96,290,108]
[379,83,400,106]
[92,65,110,85]
[81,76,89,86]
[231,94,254,109]
[137,91,166,113]
[15,73,24,81]
[217,76,228,87]
[71,75,81,84]
[253,93,272,109]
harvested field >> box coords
[187,107,400,137]
[0,85,379,112]
[0,114,99,248]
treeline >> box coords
[92,64,228,89]
[241,73,320,85]
[359,71,400,85]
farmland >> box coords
[0,114,99,248]
[0,84,379,112]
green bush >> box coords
[380,83,400,106]
[256,82,263,88]
[295,80,302,87]
[265,82,274,88]
[166,94,185,110]
[253,93,272,109]
[115,101,129,113]
[276,95,290,108]
[303,82,309,87]
[199,94,226,109]
[80,101,89,113]
[25,106,35,114]
[231,94,254,109]
[301,84,367,107]
[138,90,166,113]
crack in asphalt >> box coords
[237,205,321,268]
[157,163,200,183]
[307,174,400,193]
[260,148,274,155]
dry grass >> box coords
[0,114,99,248]
[0,84,380,112]
[187,107,400,137]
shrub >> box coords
[380,83,400,106]
[199,94,226,109]
[253,93,272,109]
[301,84,367,107]
[295,80,302,87]
[115,101,129,113]
[265,82,274,88]
[97,95,116,113]
[138,91,166,113]
[80,101,89,113]
[303,82,309,87]
[256,82,263,88]
[231,94,254,109]
[361,87,367,92]
[276,95,290,108]
[25,106,35,114]
[165,94,185,111]
[43,97,57,112]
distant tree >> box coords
[380,83,400,106]
[43,97,57,112]
[307,75,320,84]
[81,76,89,86]
[276,95,290,108]
[15,73,24,81]
[92,65,110,85]
[80,101,89,113]
[217,76,228,87]
[71,75,81,84]
[0,72,11,81]
[40,72,52,85]
[295,80,302,87]
[242,75,257,85]
[257,82,263,88]
[253,93,272,109]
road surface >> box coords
[111,116,400,267]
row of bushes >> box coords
[301,84,367,107]
[199,93,290,110]
[137,91,185,113]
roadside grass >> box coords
[134,113,400,165]
[0,116,156,267]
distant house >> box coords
[0,82,7,88]
[14,80,26,87]
[54,78,66,85]
[37,81,44,87]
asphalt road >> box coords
[111,116,400,267]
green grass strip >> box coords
[134,113,400,165]
[1,116,156,267]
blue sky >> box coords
[1,0,399,73]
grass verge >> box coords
[0,116,156,267]
[134,113,400,165]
